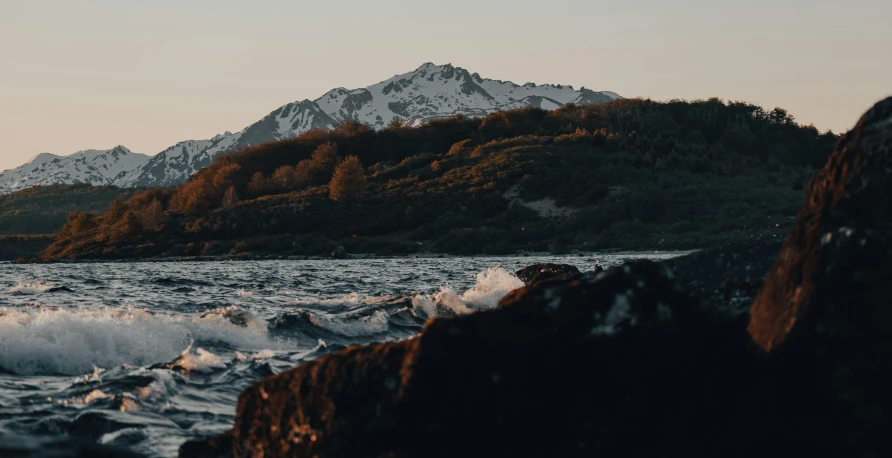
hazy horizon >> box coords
[2,0,890,171]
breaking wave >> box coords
[307,310,390,337]
[412,267,524,317]
[8,281,54,295]
[0,306,279,375]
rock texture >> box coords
[514,262,581,284]
[750,97,892,351]
[663,240,782,314]
[748,96,892,451]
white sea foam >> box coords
[174,347,226,373]
[7,281,53,295]
[59,389,113,406]
[135,369,177,403]
[412,267,523,317]
[251,349,276,359]
[308,310,389,337]
[292,292,368,307]
[461,267,524,308]
[0,306,278,375]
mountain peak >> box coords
[27,152,58,163]
[414,62,442,72]
[1,147,149,193]
[4,64,621,193]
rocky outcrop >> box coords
[748,96,892,450]
[182,98,892,457]
[663,240,782,313]
[514,263,580,284]
[750,97,892,351]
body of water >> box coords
[0,254,681,456]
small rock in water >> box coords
[514,263,580,285]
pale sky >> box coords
[1,0,889,170]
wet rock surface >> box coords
[663,240,782,314]
[514,263,581,284]
[182,98,892,457]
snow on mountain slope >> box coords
[0,146,148,194]
[116,138,220,188]
[115,100,342,187]
[116,63,620,188]
[314,63,617,127]
[4,63,621,192]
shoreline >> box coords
[10,248,695,265]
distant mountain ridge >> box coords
[0,147,148,194]
[1,63,621,192]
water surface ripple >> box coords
[0,254,680,456]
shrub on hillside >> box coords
[329,156,368,203]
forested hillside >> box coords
[40,98,840,260]
[0,184,136,235]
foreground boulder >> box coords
[751,97,892,351]
[749,96,892,449]
[514,263,580,284]
[183,260,858,457]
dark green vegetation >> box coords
[0,184,137,260]
[0,234,55,261]
[0,184,136,235]
[41,98,839,260]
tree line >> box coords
[39,97,840,260]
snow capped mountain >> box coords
[314,62,617,127]
[116,101,342,188]
[4,64,620,192]
[0,146,148,194]
[116,136,225,188]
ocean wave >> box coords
[0,306,279,376]
[8,281,54,295]
[412,267,524,317]
[290,292,390,309]
[169,346,227,373]
[307,310,390,337]
[151,277,212,287]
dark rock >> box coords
[514,263,580,284]
[750,96,892,350]
[662,240,782,315]
[331,246,347,259]
[178,432,233,458]
[183,260,854,458]
[749,97,892,450]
